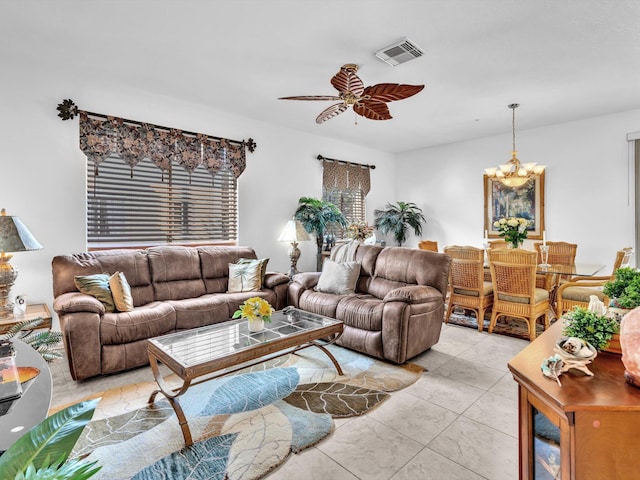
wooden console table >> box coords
[508,320,640,479]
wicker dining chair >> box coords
[488,239,508,250]
[533,241,578,288]
[556,247,634,317]
[418,240,439,252]
[488,248,550,342]
[444,246,493,332]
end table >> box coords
[0,304,52,334]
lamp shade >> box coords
[0,209,43,253]
[277,220,311,243]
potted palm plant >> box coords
[373,201,426,247]
[294,197,348,271]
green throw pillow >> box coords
[74,273,115,313]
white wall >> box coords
[0,74,395,319]
[396,109,640,267]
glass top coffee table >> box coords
[147,307,343,446]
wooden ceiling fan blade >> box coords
[363,83,425,102]
[279,95,342,101]
[330,66,365,96]
[316,103,348,124]
[353,101,392,121]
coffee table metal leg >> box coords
[310,342,344,375]
[148,354,195,446]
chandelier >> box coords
[484,104,545,188]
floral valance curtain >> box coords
[79,111,246,179]
[321,158,371,195]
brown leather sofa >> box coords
[52,245,289,380]
[288,245,451,364]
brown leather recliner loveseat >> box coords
[288,244,451,364]
[52,245,289,380]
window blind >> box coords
[87,156,237,248]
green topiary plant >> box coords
[603,267,640,309]
[373,201,426,247]
[562,307,620,351]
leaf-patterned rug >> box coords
[70,345,423,480]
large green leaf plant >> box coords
[373,201,426,247]
[0,398,101,479]
[294,197,347,271]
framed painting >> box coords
[484,172,545,239]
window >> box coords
[79,111,249,249]
[87,157,237,248]
[321,158,371,237]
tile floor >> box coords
[50,323,528,480]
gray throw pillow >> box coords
[315,260,361,295]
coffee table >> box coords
[147,306,344,446]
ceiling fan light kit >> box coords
[279,64,424,124]
[484,103,545,188]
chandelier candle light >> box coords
[484,104,545,188]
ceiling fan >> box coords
[279,63,424,124]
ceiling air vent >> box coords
[375,37,424,66]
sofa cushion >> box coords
[168,295,233,330]
[198,246,257,293]
[336,295,384,331]
[315,260,361,295]
[100,302,176,345]
[238,257,269,284]
[109,272,134,312]
[74,274,115,313]
[297,290,344,318]
[228,262,262,293]
[148,246,206,301]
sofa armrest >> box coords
[53,292,105,315]
[263,272,290,289]
[292,272,321,290]
[383,285,443,304]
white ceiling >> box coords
[4,0,640,153]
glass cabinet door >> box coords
[532,407,561,479]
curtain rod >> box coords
[56,99,257,152]
[316,154,376,170]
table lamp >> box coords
[0,209,43,318]
[277,219,311,279]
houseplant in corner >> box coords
[294,197,348,271]
[0,398,101,479]
[373,201,426,247]
[233,296,274,333]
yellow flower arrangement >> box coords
[232,297,274,323]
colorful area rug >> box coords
[68,345,422,480]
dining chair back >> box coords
[556,247,634,317]
[444,245,493,332]
[418,240,439,252]
[488,239,508,250]
[488,248,550,341]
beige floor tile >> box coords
[390,447,485,480]
[488,372,519,401]
[267,447,359,479]
[463,390,519,437]
[404,373,485,414]
[317,415,422,480]
[432,357,505,390]
[411,348,454,371]
[429,416,518,480]
[368,390,458,445]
